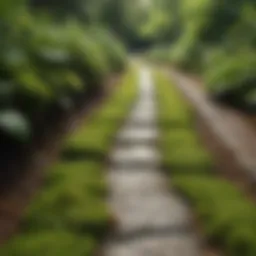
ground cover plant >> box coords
[0,67,138,255]
[155,70,256,256]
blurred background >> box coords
[0,0,255,255]
[0,0,255,147]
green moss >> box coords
[1,231,96,256]
[155,71,212,174]
[155,70,256,255]
[173,177,256,253]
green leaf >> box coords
[17,69,52,98]
[0,110,31,142]
[64,71,83,90]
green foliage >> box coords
[1,231,95,256]
[205,51,256,90]
[155,71,256,255]
[89,28,127,73]
[155,71,212,175]
[0,67,138,255]
[198,0,251,43]
[147,0,256,112]
[170,40,204,72]
[204,50,256,111]
[173,177,256,256]
[0,1,128,142]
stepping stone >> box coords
[110,145,161,168]
[103,67,201,256]
[104,236,200,256]
[117,127,158,144]
[129,116,156,126]
[130,111,156,122]
[133,103,155,113]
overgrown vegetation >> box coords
[155,71,256,255]
[0,1,127,145]
[145,0,256,112]
[0,67,138,255]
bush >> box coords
[0,5,127,143]
[204,50,256,112]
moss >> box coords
[155,70,256,255]
[1,231,96,256]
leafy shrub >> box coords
[205,50,256,112]
[1,231,96,256]
[147,0,255,114]
[170,43,203,72]
[0,2,128,142]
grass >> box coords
[154,70,256,256]
[156,71,212,176]
[0,67,138,256]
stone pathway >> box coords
[103,68,201,256]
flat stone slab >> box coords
[105,236,200,256]
[111,145,161,168]
[117,127,158,144]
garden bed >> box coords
[0,72,124,243]
[0,67,138,254]
[155,70,256,256]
